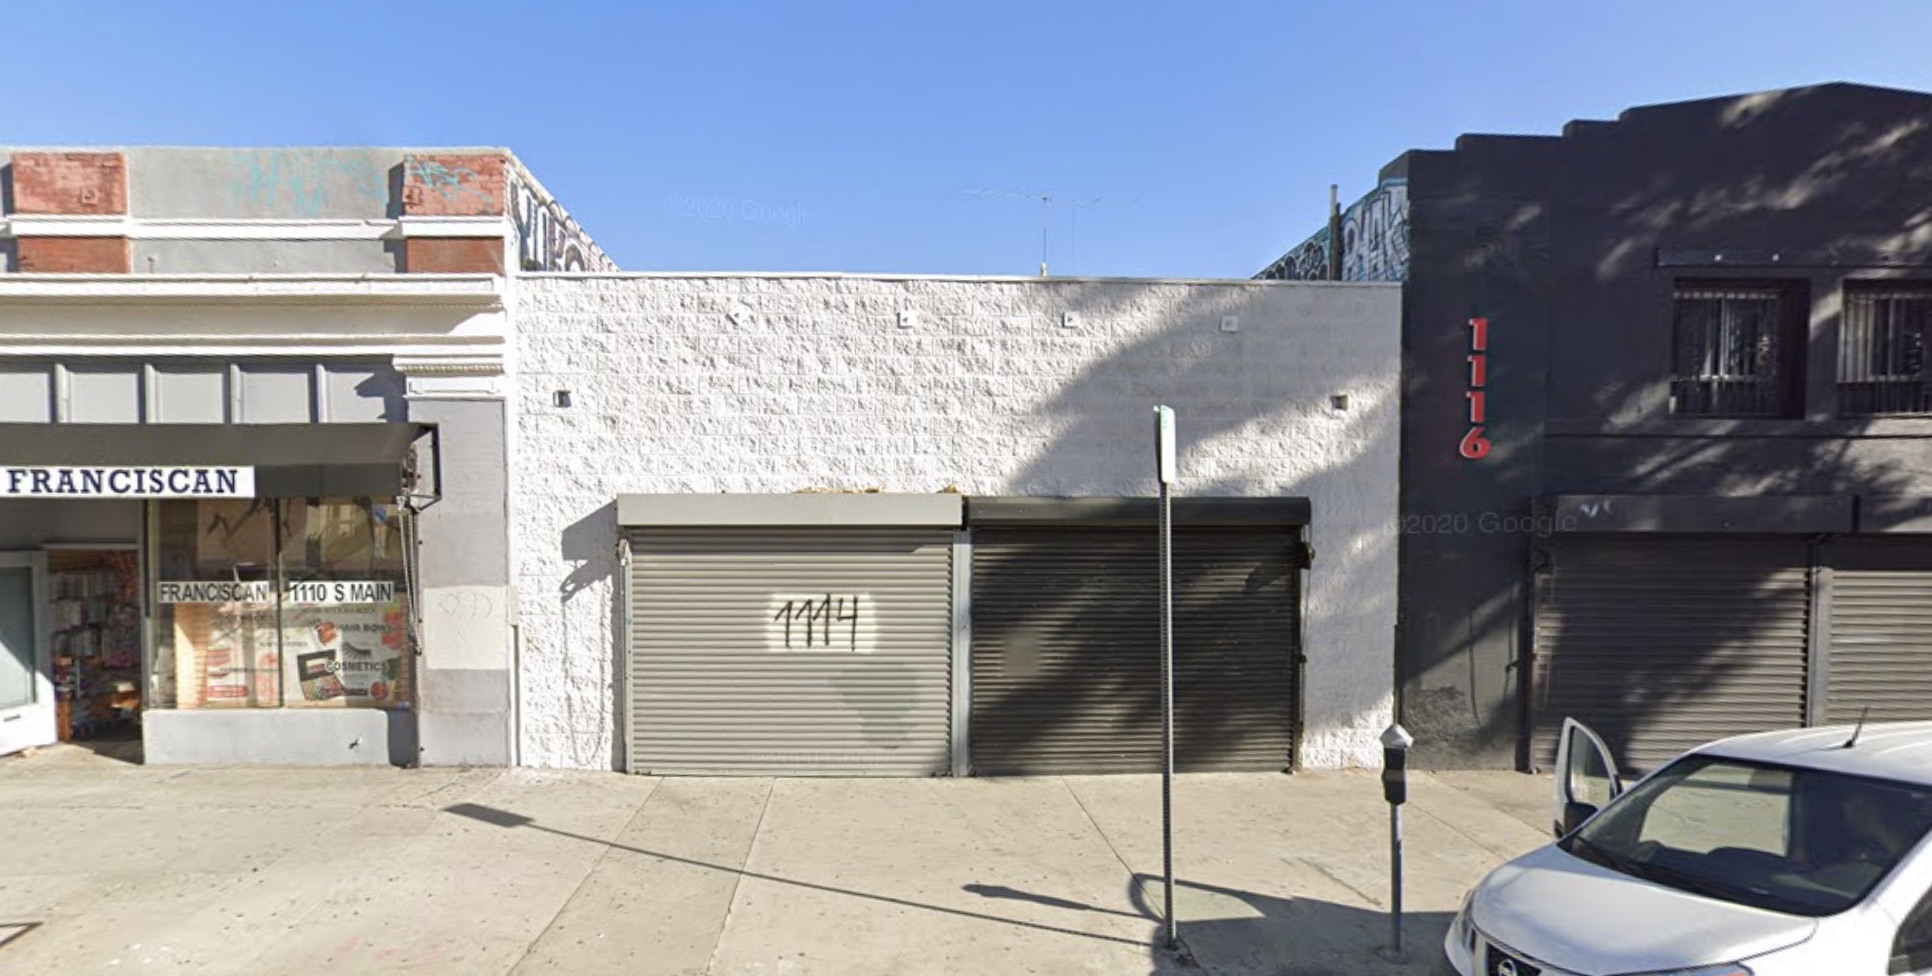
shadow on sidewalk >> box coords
[448,801,1451,974]
[3,738,142,768]
[0,922,42,951]
[446,801,1147,948]
[969,874,1451,974]
[1131,874,1451,975]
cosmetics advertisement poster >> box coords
[282,601,410,706]
[199,611,280,706]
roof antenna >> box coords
[1843,705,1873,749]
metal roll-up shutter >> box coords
[628,527,953,776]
[1824,539,1932,725]
[970,526,1301,774]
[1531,537,1809,774]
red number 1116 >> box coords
[1460,317,1492,460]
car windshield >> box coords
[1559,754,1932,917]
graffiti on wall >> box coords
[226,151,389,218]
[1339,179,1410,281]
[767,593,875,654]
[1259,231,1334,282]
[403,155,501,215]
[1256,178,1410,283]
[509,168,617,272]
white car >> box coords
[1445,717,1932,976]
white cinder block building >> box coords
[510,274,1399,774]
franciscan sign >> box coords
[156,581,276,604]
[157,580,397,605]
[0,466,255,498]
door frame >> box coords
[0,551,55,756]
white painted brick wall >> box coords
[510,274,1400,771]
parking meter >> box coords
[1382,723,1413,805]
[1378,722,1415,961]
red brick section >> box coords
[400,153,506,217]
[17,237,130,273]
[11,152,128,214]
[404,238,504,274]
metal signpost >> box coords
[1378,722,1414,962]
[1155,405,1178,950]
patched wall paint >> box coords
[510,274,1401,772]
[124,147,404,220]
[408,398,514,766]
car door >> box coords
[1870,826,1932,975]
[1553,717,1623,837]
[1888,885,1932,975]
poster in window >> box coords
[202,625,247,703]
[282,600,410,706]
[198,611,277,706]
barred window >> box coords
[1839,284,1931,416]
[1670,283,1805,418]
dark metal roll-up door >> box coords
[1531,537,1810,774]
[969,526,1301,774]
[627,527,953,776]
[1823,539,1932,725]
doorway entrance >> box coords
[0,552,53,757]
[47,547,144,760]
[0,546,146,761]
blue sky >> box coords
[11,1,1932,277]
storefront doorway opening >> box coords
[48,546,144,761]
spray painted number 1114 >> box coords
[1460,317,1491,460]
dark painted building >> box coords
[1260,82,1932,771]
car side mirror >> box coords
[1558,801,1599,837]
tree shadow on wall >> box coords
[970,526,1309,774]
[559,500,622,768]
[353,372,410,423]
[961,279,1399,774]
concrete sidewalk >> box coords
[0,746,1550,976]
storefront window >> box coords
[277,499,411,708]
[153,500,280,708]
[149,498,411,710]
